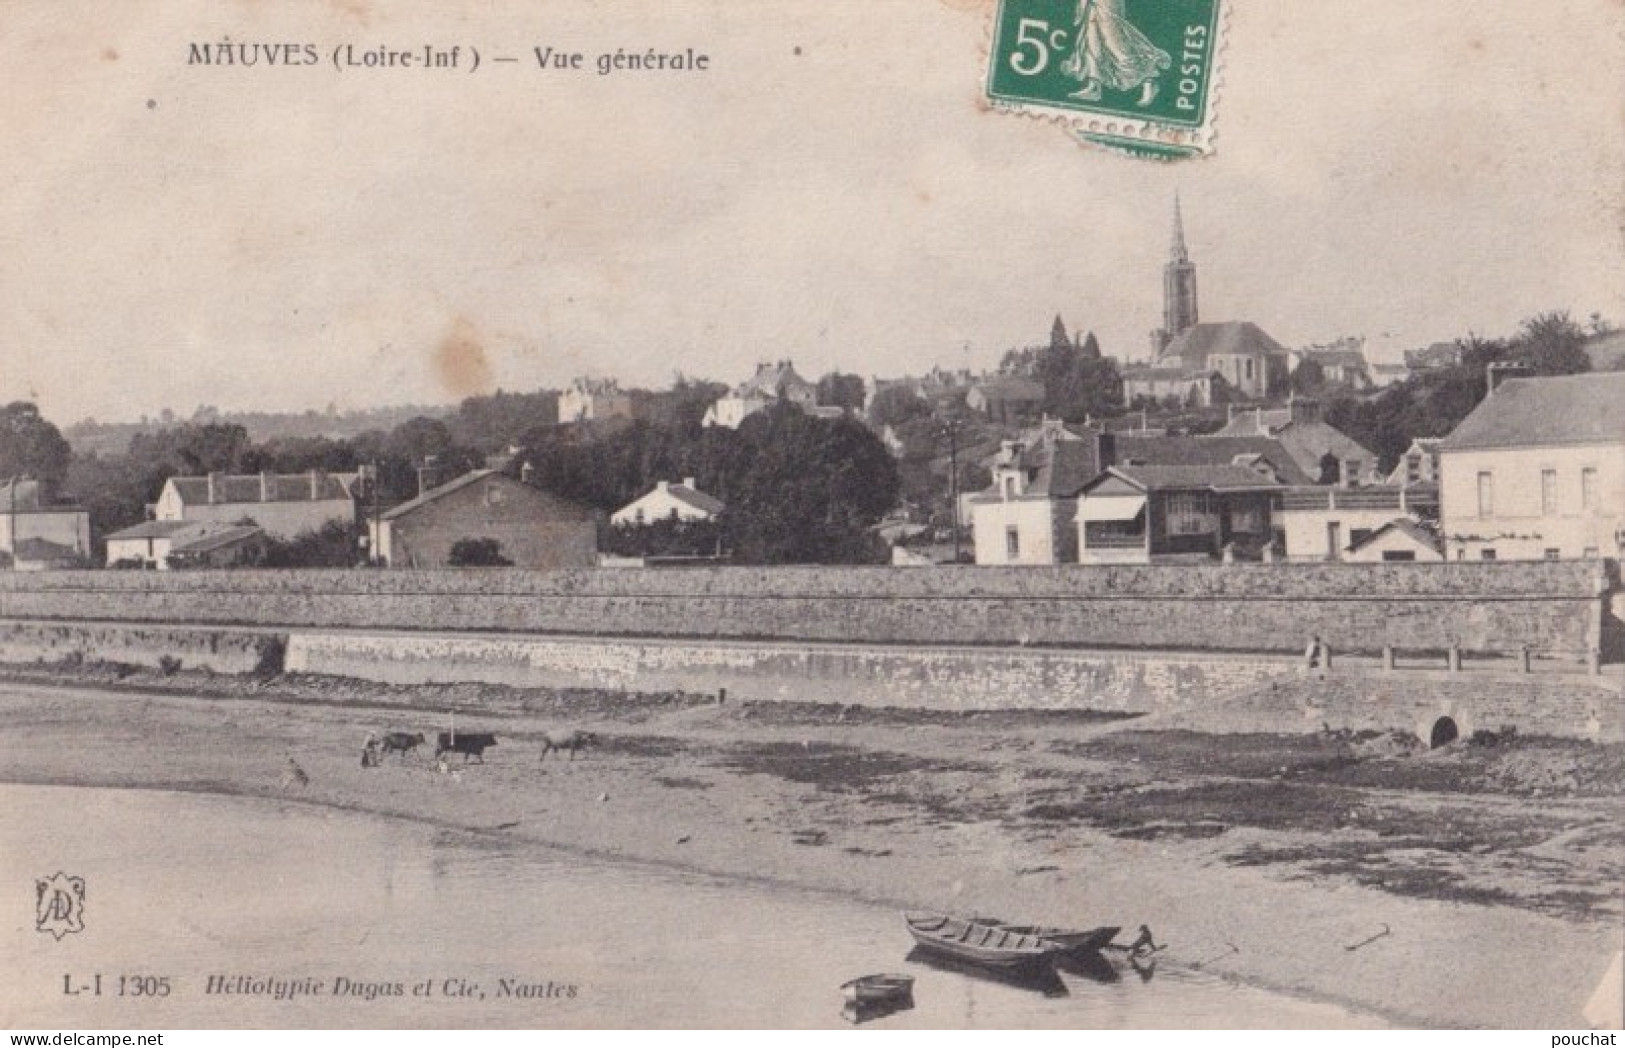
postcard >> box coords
[1,0,1621,1033]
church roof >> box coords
[1161,321,1289,371]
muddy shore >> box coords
[1,664,1620,1029]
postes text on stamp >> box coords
[986,0,1224,160]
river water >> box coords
[0,785,1383,1029]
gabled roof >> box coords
[1346,518,1440,555]
[169,525,263,555]
[736,360,815,399]
[105,520,195,541]
[1439,373,1625,451]
[1113,464,1282,491]
[1299,347,1369,369]
[1161,321,1288,370]
[666,485,725,515]
[168,472,357,505]
[380,469,499,520]
[1117,435,1315,485]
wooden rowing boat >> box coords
[903,912,1060,970]
[968,918,1121,954]
[840,973,914,1006]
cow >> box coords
[379,732,426,761]
[435,731,498,764]
[538,728,598,761]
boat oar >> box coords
[1344,924,1391,952]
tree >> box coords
[1512,310,1589,375]
[816,372,867,411]
[261,520,357,568]
[447,537,513,567]
[866,385,931,428]
[1291,357,1325,396]
[723,404,899,564]
[0,402,71,489]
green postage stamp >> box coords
[986,0,1225,160]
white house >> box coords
[1343,519,1444,563]
[154,470,358,540]
[1438,372,1624,561]
[703,361,818,428]
[611,478,724,526]
[969,423,1113,565]
[1275,485,1439,562]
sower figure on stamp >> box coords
[1061,0,1171,106]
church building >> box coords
[1123,200,1291,406]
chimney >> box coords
[682,477,696,489]
[416,456,439,498]
[656,480,670,492]
[1486,361,1530,397]
[1253,407,1263,434]
[309,469,325,500]
[1227,403,1235,426]
[1095,431,1117,473]
[260,472,274,502]
[520,461,534,484]
[206,471,224,505]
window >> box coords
[1544,549,1561,560]
[1477,472,1494,517]
[1582,467,1598,511]
[1326,522,1341,559]
[1005,527,1020,559]
[1382,550,1416,562]
[1002,474,1019,499]
[1541,469,1557,516]
[1405,455,1422,484]
[1480,548,1497,561]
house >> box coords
[1210,399,1380,485]
[703,360,818,428]
[558,378,632,424]
[1583,330,1625,373]
[1343,519,1444,563]
[104,520,268,570]
[965,376,1045,424]
[1295,342,1372,390]
[1120,363,1223,409]
[1075,464,1281,565]
[968,421,1114,565]
[165,525,267,569]
[611,478,724,526]
[1404,341,1463,374]
[154,470,358,540]
[369,469,598,568]
[0,479,91,567]
[1437,372,1624,561]
[1275,485,1439,562]
[1386,438,1442,487]
[104,520,195,568]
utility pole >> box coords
[943,420,963,564]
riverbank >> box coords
[1,664,1620,1029]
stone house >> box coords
[703,360,818,428]
[369,469,598,569]
[968,422,1113,565]
[1438,372,1624,561]
[558,378,633,424]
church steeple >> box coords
[1170,193,1189,263]
[1152,194,1199,356]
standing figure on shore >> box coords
[1061,0,1171,106]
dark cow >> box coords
[435,732,498,764]
[379,732,426,760]
[538,729,598,761]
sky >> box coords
[2,0,1621,424]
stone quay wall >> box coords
[0,560,1611,657]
